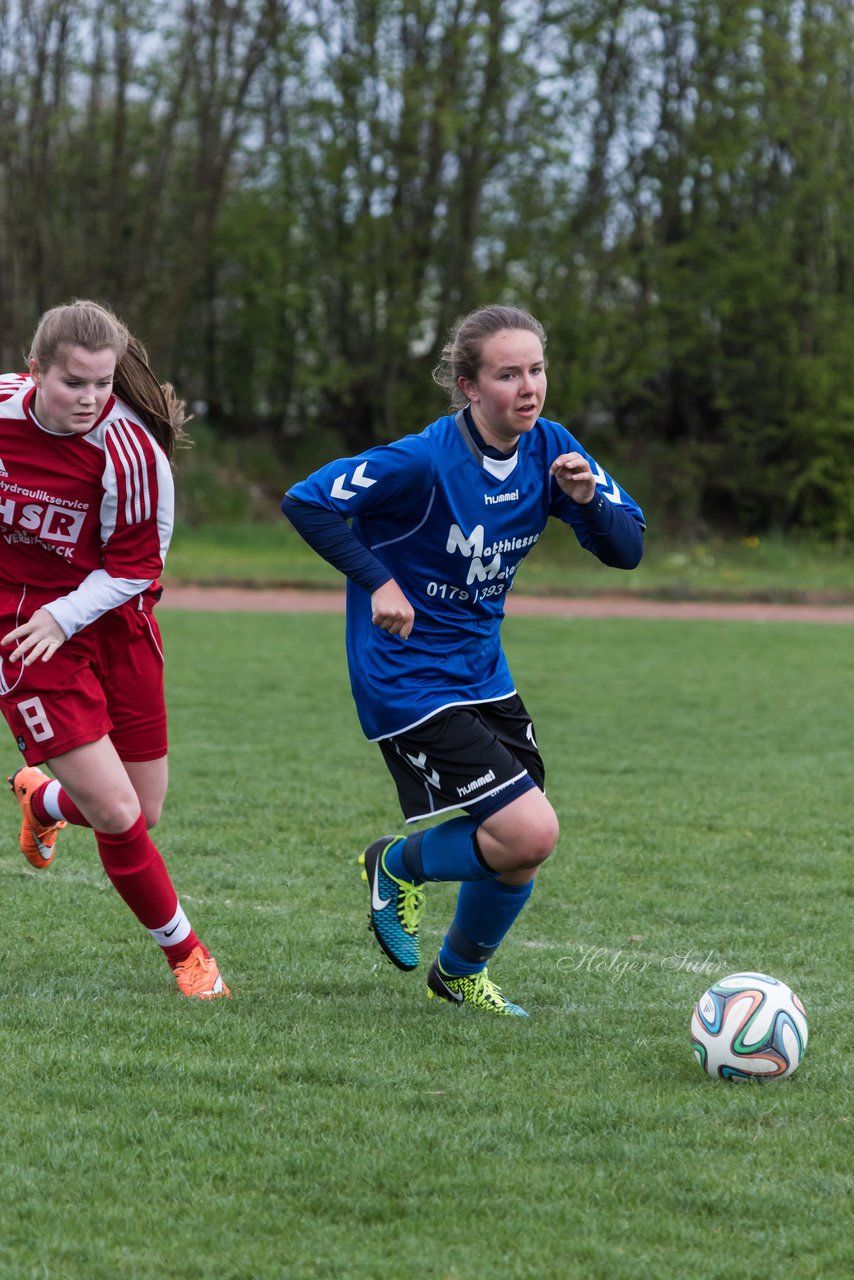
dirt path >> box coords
[159,585,854,624]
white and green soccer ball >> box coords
[690,972,808,1081]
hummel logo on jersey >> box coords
[484,489,519,505]
[330,461,376,500]
[590,462,624,504]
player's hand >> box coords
[1,608,67,665]
[371,579,415,639]
[550,452,597,504]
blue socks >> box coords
[381,817,534,977]
[439,879,534,976]
[383,816,494,884]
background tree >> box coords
[1,0,851,536]
[0,0,288,367]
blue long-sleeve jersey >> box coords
[283,410,645,740]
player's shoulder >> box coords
[525,414,587,455]
[0,372,31,410]
[385,415,458,457]
[90,396,162,456]
[360,415,455,476]
[532,413,573,441]
[420,413,460,441]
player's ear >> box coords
[29,358,42,387]
[458,375,478,404]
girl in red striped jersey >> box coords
[0,299,229,999]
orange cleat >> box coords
[8,766,67,869]
[174,946,231,999]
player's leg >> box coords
[362,700,553,997]
[48,737,229,999]
[17,754,168,838]
[359,704,524,971]
[82,608,226,996]
[476,785,560,882]
[427,788,559,1016]
[4,602,169,869]
[123,756,169,828]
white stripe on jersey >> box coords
[110,418,152,524]
[0,373,28,399]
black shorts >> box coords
[378,694,545,824]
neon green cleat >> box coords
[426,959,529,1016]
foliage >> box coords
[1,1,853,534]
[1,611,852,1277]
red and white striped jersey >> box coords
[0,372,174,603]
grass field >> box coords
[1,611,851,1279]
[165,520,854,604]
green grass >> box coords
[1,612,852,1278]
[166,520,854,603]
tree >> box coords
[0,0,289,372]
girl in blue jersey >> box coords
[282,304,644,1016]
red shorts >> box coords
[0,588,168,766]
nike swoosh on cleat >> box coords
[30,828,53,859]
[371,874,391,912]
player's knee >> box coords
[511,810,560,869]
[88,791,143,833]
[530,811,560,864]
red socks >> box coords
[31,778,89,827]
[94,814,203,968]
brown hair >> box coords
[28,299,189,459]
[432,304,548,410]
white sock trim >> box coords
[42,779,65,821]
[149,902,192,949]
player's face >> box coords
[30,345,116,435]
[459,328,547,451]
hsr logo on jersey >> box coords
[446,522,540,585]
[0,495,86,546]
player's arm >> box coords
[281,495,414,638]
[550,447,645,569]
[2,571,155,665]
[282,440,430,638]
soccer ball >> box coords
[690,972,808,1081]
